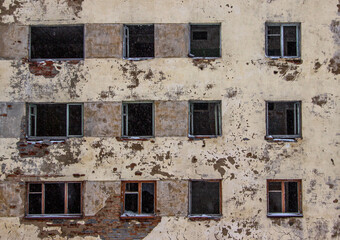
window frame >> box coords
[121,181,157,218]
[29,24,85,61]
[188,179,222,219]
[121,101,154,139]
[188,100,222,138]
[265,101,302,140]
[25,182,83,219]
[267,179,302,217]
[28,103,84,139]
[189,23,222,59]
[123,24,155,60]
[265,22,301,59]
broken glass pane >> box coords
[141,183,154,214]
[68,105,82,136]
[285,182,298,213]
[269,192,282,213]
[28,193,42,214]
[125,193,138,214]
[190,25,220,57]
[191,181,220,215]
[284,26,297,56]
[68,183,81,214]
[44,183,65,214]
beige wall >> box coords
[0,0,339,239]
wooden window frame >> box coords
[267,179,302,217]
[25,182,83,219]
[188,179,222,220]
[121,181,157,219]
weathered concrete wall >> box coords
[0,102,25,138]
[0,0,339,239]
[0,24,28,59]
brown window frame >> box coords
[267,179,302,217]
[121,181,157,219]
[189,179,222,219]
[25,182,83,219]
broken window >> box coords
[267,180,302,217]
[30,25,84,60]
[122,181,155,217]
[266,23,300,58]
[266,101,301,139]
[27,182,82,217]
[189,180,221,216]
[122,102,153,137]
[190,24,221,58]
[123,25,154,59]
[189,101,221,137]
[28,103,83,138]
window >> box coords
[27,182,82,218]
[189,101,221,137]
[267,180,302,217]
[265,23,300,58]
[189,180,221,217]
[122,102,154,138]
[122,181,156,217]
[266,101,301,139]
[189,24,221,58]
[28,103,83,138]
[30,25,84,60]
[123,25,154,59]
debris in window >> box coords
[190,24,221,58]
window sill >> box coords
[29,58,84,62]
[188,215,222,221]
[189,56,220,59]
[267,213,303,218]
[188,135,220,140]
[120,214,156,219]
[266,57,302,64]
[123,57,154,61]
[25,214,82,219]
[265,136,301,142]
[117,136,153,141]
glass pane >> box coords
[267,36,281,56]
[268,182,282,191]
[192,103,218,135]
[45,183,65,214]
[193,31,208,40]
[141,183,154,214]
[127,25,154,58]
[127,103,153,136]
[285,182,299,213]
[267,26,280,35]
[124,194,138,214]
[29,183,42,192]
[125,183,138,192]
[31,26,84,59]
[190,25,220,57]
[68,183,81,214]
[283,26,297,56]
[191,181,220,215]
[68,105,82,136]
[28,194,42,214]
[36,104,67,137]
[30,116,35,136]
[269,192,282,213]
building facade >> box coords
[0,0,339,239]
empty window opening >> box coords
[27,182,82,217]
[122,181,155,216]
[124,25,154,59]
[30,25,84,60]
[190,24,221,58]
[190,180,221,216]
[189,101,221,136]
[266,101,301,139]
[266,23,300,58]
[28,103,83,138]
[122,102,153,137]
[267,180,302,217]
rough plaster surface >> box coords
[0,102,24,138]
[0,0,339,239]
[0,24,28,59]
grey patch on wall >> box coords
[0,102,25,138]
[329,21,340,75]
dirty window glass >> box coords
[68,105,82,136]
[190,181,220,215]
[124,25,154,58]
[190,24,220,58]
[45,183,65,214]
[141,183,154,214]
[30,25,84,59]
[122,103,153,137]
[68,183,81,214]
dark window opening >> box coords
[266,23,300,58]
[124,25,154,58]
[30,25,84,59]
[190,101,221,136]
[27,182,82,217]
[190,24,220,58]
[190,180,221,215]
[28,103,83,138]
[122,102,153,137]
[266,101,301,138]
[267,180,301,216]
[122,182,155,216]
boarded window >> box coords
[190,24,221,58]
[124,25,154,58]
[30,25,84,59]
[122,102,153,137]
[266,101,301,138]
[122,181,155,216]
[189,101,221,136]
[267,180,302,217]
[27,182,82,217]
[190,180,221,215]
[28,103,83,138]
[266,23,300,58]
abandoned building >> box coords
[0,0,339,239]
